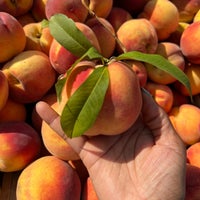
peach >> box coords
[116,18,158,54]
[0,0,33,17]
[180,21,200,64]
[124,60,147,87]
[139,0,179,41]
[169,104,200,146]
[31,0,48,22]
[193,9,200,22]
[23,22,53,55]
[171,0,200,23]
[107,7,132,32]
[16,156,81,200]
[187,142,200,168]
[0,98,27,122]
[2,50,57,103]
[82,177,98,200]
[145,42,185,85]
[49,22,101,74]
[185,163,200,200]
[87,0,113,18]
[0,121,41,172]
[173,61,200,96]
[45,0,88,22]
[144,81,174,113]
[86,17,116,58]
[41,101,80,161]
[0,70,9,111]
[16,12,36,27]
[171,88,190,107]
[0,12,26,63]
[60,60,142,136]
[113,0,148,15]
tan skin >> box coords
[36,90,186,200]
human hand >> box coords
[36,90,186,200]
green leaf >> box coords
[55,76,67,103]
[60,66,109,138]
[49,14,94,57]
[117,51,192,98]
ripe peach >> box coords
[185,163,200,200]
[144,81,174,113]
[49,22,101,74]
[145,42,185,85]
[171,0,200,23]
[187,142,200,168]
[41,101,80,161]
[0,70,9,111]
[16,156,81,200]
[0,98,27,122]
[139,0,179,41]
[45,0,88,22]
[17,12,36,27]
[2,50,57,103]
[169,104,200,146]
[0,0,33,17]
[107,7,132,32]
[124,60,147,87]
[60,60,142,136]
[82,177,98,200]
[87,0,113,18]
[180,21,200,64]
[31,0,48,22]
[116,18,158,54]
[0,121,41,172]
[86,17,116,58]
[23,22,53,55]
[0,12,26,63]
[173,61,200,96]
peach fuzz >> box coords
[49,22,101,74]
[45,0,88,22]
[107,7,132,32]
[116,18,158,54]
[41,101,80,161]
[144,82,173,113]
[0,12,26,63]
[124,60,147,87]
[169,104,200,146]
[145,42,185,85]
[82,177,98,200]
[31,0,48,22]
[60,60,142,136]
[185,164,200,200]
[0,0,33,17]
[171,0,200,23]
[2,50,57,104]
[173,61,200,96]
[16,156,81,200]
[0,70,9,111]
[87,0,113,18]
[138,0,179,41]
[0,98,27,122]
[180,21,200,64]
[86,17,116,58]
[187,142,200,168]
[23,22,53,55]
[0,121,41,172]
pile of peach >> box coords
[1,0,200,199]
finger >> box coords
[141,89,184,148]
[35,101,86,154]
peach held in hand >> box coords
[59,60,142,136]
[0,121,41,172]
[0,12,26,63]
[16,156,81,200]
[2,50,57,103]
